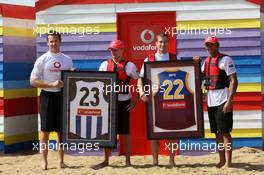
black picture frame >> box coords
[144,60,204,139]
[62,71,117,148]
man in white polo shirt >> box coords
[30,30,73,170]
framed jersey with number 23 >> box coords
[144,60,204,139]
[62,71,117,148]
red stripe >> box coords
[1,4,35,19]
[0,98,3,115]
[247,0,261,5]
[36,0,65,12]
[4,98,38,117]
[0,98,3,107]
[202,92,261,111]
[261,0,264,12]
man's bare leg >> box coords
[124,134,131,166]
[41,131,49,170]
[216,133,226,168]
[57,132,67,168]
[223,133,232,168]
[151,140,159,166]
[168,140,176,167]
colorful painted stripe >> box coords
[4,132,38,145]
[36,19,260,34]
[3,45,36,63]
[2,17,35,29]
[3,80,31,89]
[3,36,36,46]
[0,0,36,7]
[1,27,36,37]
[0,4,35,19]
[2,62,33,81]
[4,114,38,136]
[3,97,38,116]
[205,129,262,138]
[3,88,37,99]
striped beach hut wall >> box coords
[0,0,38,153]
[35,0,262,148]
[261,0,264,150]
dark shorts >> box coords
[117,100,131,135]
[40,90,62,132]
[208,102,233,133]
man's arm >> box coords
[30,79,64,89]
[137,77,148,101]
[223,73,238,113]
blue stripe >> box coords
[0,141,3,151]
[3,63,33,81]
[86,116,92,139]
[76,115,81,136]
[97,117,102,137]
[180,138,263,149]
[73,59,104,71]
[4,80,31,89]
[3,140,38,154]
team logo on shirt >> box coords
[54,62,61,69]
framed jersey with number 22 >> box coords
[62,71,117,148]
[144,60,204,139]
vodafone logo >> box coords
[133,29,156,51]
[53,61,61,69]
[140,29,155,44]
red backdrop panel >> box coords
[117,12,177,155]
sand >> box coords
[0,147,263,175]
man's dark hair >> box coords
[47,30,61,42]
[156,32,169,41]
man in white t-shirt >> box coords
[30,31,73,170]
[93,39,139,168]
[137,33,177,167]
[194,35,238,168]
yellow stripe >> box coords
[202,83,260,93]
[261,23,264,32]
[3,27,36,37]
[0,132,3,141]
[3,129,261,144]
[37,23,116,33]
[2,83,261,99]
[237,83,261,92]
[205,128,262,138]
[177,19,260,30]
[0,90,3,98]
[38,132,58,140]
[36,19,259,34]
[37,88,42,96]
[4,132,38,145]
[0,27,3,36]
[4,88,37,99]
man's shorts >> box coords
[40,90,62,132]
[207,102,233,133]
[117,99,131,135]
